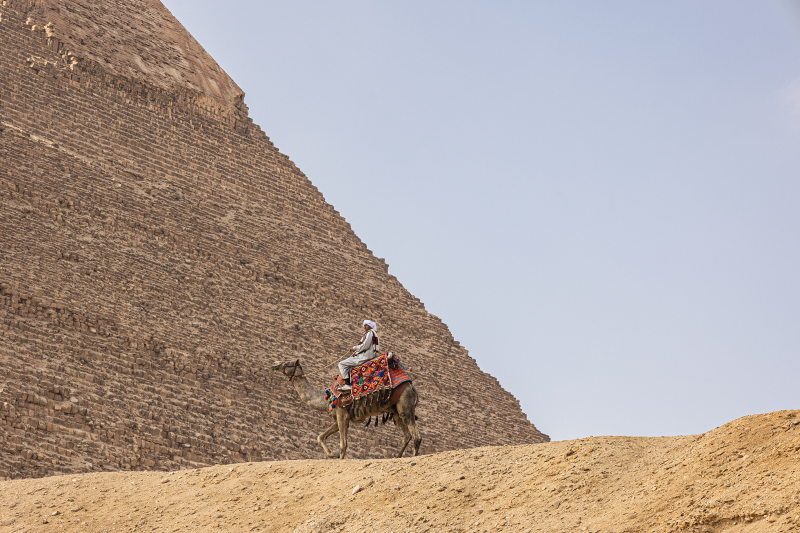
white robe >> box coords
[338,329,379,380]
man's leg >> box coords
[338,353,373,392]
[338,358,356,391]
[338,360,352,382]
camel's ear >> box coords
[295,359,300,366]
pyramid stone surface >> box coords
[0,0,548,479]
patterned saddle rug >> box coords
[325,352,411,411]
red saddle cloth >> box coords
[325,352,411,411]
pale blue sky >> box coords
[163,0,800,441]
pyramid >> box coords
[0,0,548,479]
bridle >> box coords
[279,360,304,381]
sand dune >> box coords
[1,410,799,532]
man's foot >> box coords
[339,384,352,393]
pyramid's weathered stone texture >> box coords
[0,0,548,480]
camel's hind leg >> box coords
[396,387,422,456]
[317,420,340,459]
[392,409,413,458]
[408,418,422,456]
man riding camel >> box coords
[338,320,379,392]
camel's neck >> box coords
[291,375,329,413]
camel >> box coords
[271,359,421,459]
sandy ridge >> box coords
[1,410,799,532]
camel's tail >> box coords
[414,384,419,420]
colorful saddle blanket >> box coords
[325,352,411,411]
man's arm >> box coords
[352,330,374,354]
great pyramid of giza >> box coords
[0,0,547,479]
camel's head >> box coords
[271,359,304,378]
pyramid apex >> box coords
[20,0,242,110]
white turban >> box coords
[363,320,377,329]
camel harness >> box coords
[279,360,304,381]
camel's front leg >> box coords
[336,410,350,459]
[317,421,340,459]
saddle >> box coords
[325,352,411,412]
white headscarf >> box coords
[363,320,377,330]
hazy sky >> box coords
[162,0,800,441]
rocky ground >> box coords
[0,410,798,533]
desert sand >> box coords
[1,410,799,533]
